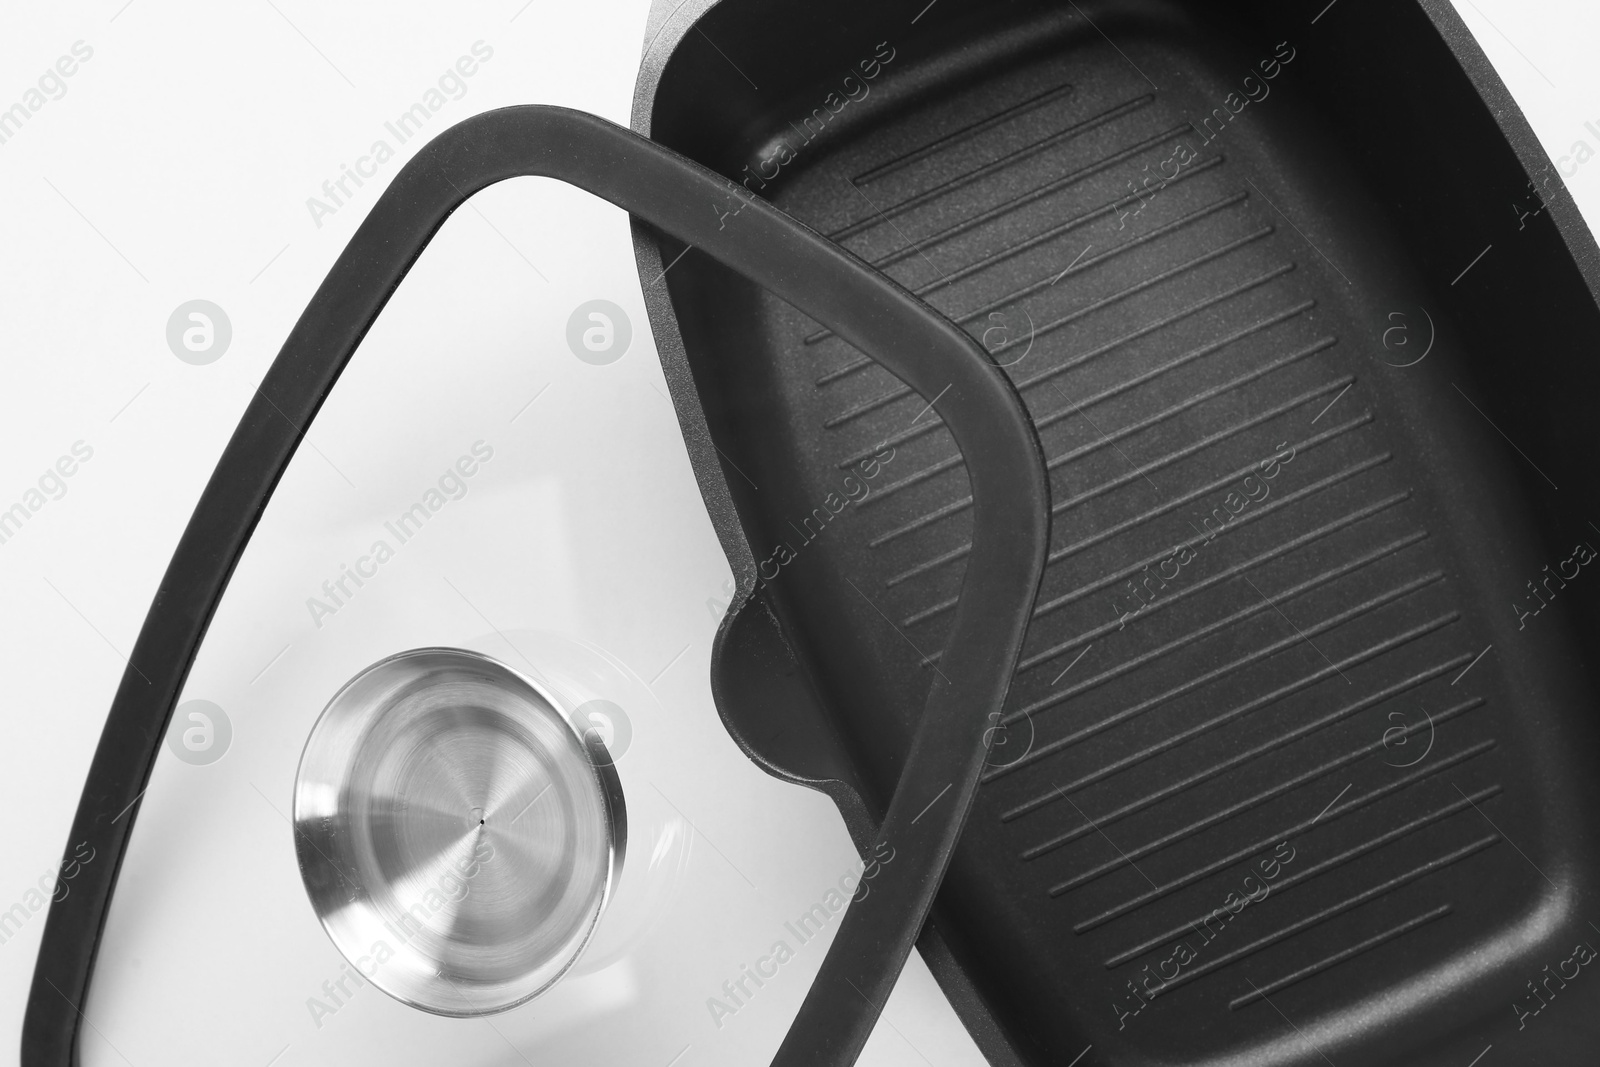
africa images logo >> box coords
[304,441,494,629]
[304,42,494,229]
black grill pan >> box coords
[635,1,1600,1063]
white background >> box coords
[0,0,1597,1063]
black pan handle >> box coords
[24,105,1049,1067]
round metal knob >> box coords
[293,647,625,1016]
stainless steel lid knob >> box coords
[293,647,626,1016]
